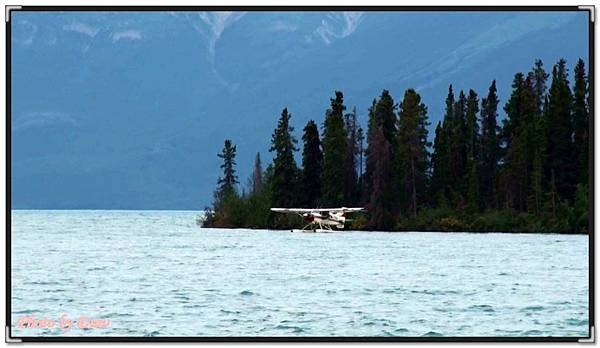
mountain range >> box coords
[11,10,589,209]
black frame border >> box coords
[4,5,595,343]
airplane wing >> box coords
[339,207,365,212]
[270,208,315,213]
[271,207,365,213]
[320,207,365,213]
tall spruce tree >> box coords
[465,90,480,161]
[395,89,430,217]
[532,59,550,115]
[369,90,397,146]
[216,139,239,199]
[269,107,299,207]
[465,89,480,212]
[343,107,361,205]
[367,126,393,229]
[502,73,537,211]
[365,91,396,187]
[572,58,589,185]
[322,91,348,206]
[429,85,455,204]
[364,90,397,208]
[363,99,378,202]
[449,89,467,205]
[249,152,263,194]
[429,121,449,204]
[356,126,365,201]
[527,61,548,215]
[480,80,500,209]
[301,120,323,207]
[544,59,575,201]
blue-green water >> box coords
[11,210,589,337]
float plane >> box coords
[270,207,365,233]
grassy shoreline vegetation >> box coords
[202,58,589,234]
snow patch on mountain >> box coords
[314,12,364,44]
[112,29,143,42]
[188,12,246,59]
[270,20,298,32]
[63,21,100,37]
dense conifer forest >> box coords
[202,58,590,233]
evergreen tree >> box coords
[429,85,454,204]
[301,120,323,207]
[429,121,449,204]
[480,80,500,209]
[364,90,397,202]
[444,84,455,126]
[502,73,537,211]
[532,59,549,115]
[368,90,397,146]
[502,131,527,211]
[465,90,480,162]
[572,58,589,185]
[363,99,378,202]
[528,60,548,215]
[243,153,273,229]
[269,107,299,207]
[544,59,575,201]
[357,126,365,178]
[203,139,242,228]
[343,107,360,205]
[395,89,430,217]
[502,74,525,137]
[356,126,365,201]
[367,126,393,229]
[216,139,238,199]
[250,152,263,194]
[449,89,467,205]
[465,89,480,212]
[322,91,348,206]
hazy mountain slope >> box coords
[10,11,589,209]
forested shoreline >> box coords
[202,58,589,234]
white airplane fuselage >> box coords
[304,211,346,229]
[270,207,364,232]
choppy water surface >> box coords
[11,210,588,337]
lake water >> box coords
[10,210,589,338]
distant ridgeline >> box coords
[202,58,589,233]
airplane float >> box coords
[270,207,365,233]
